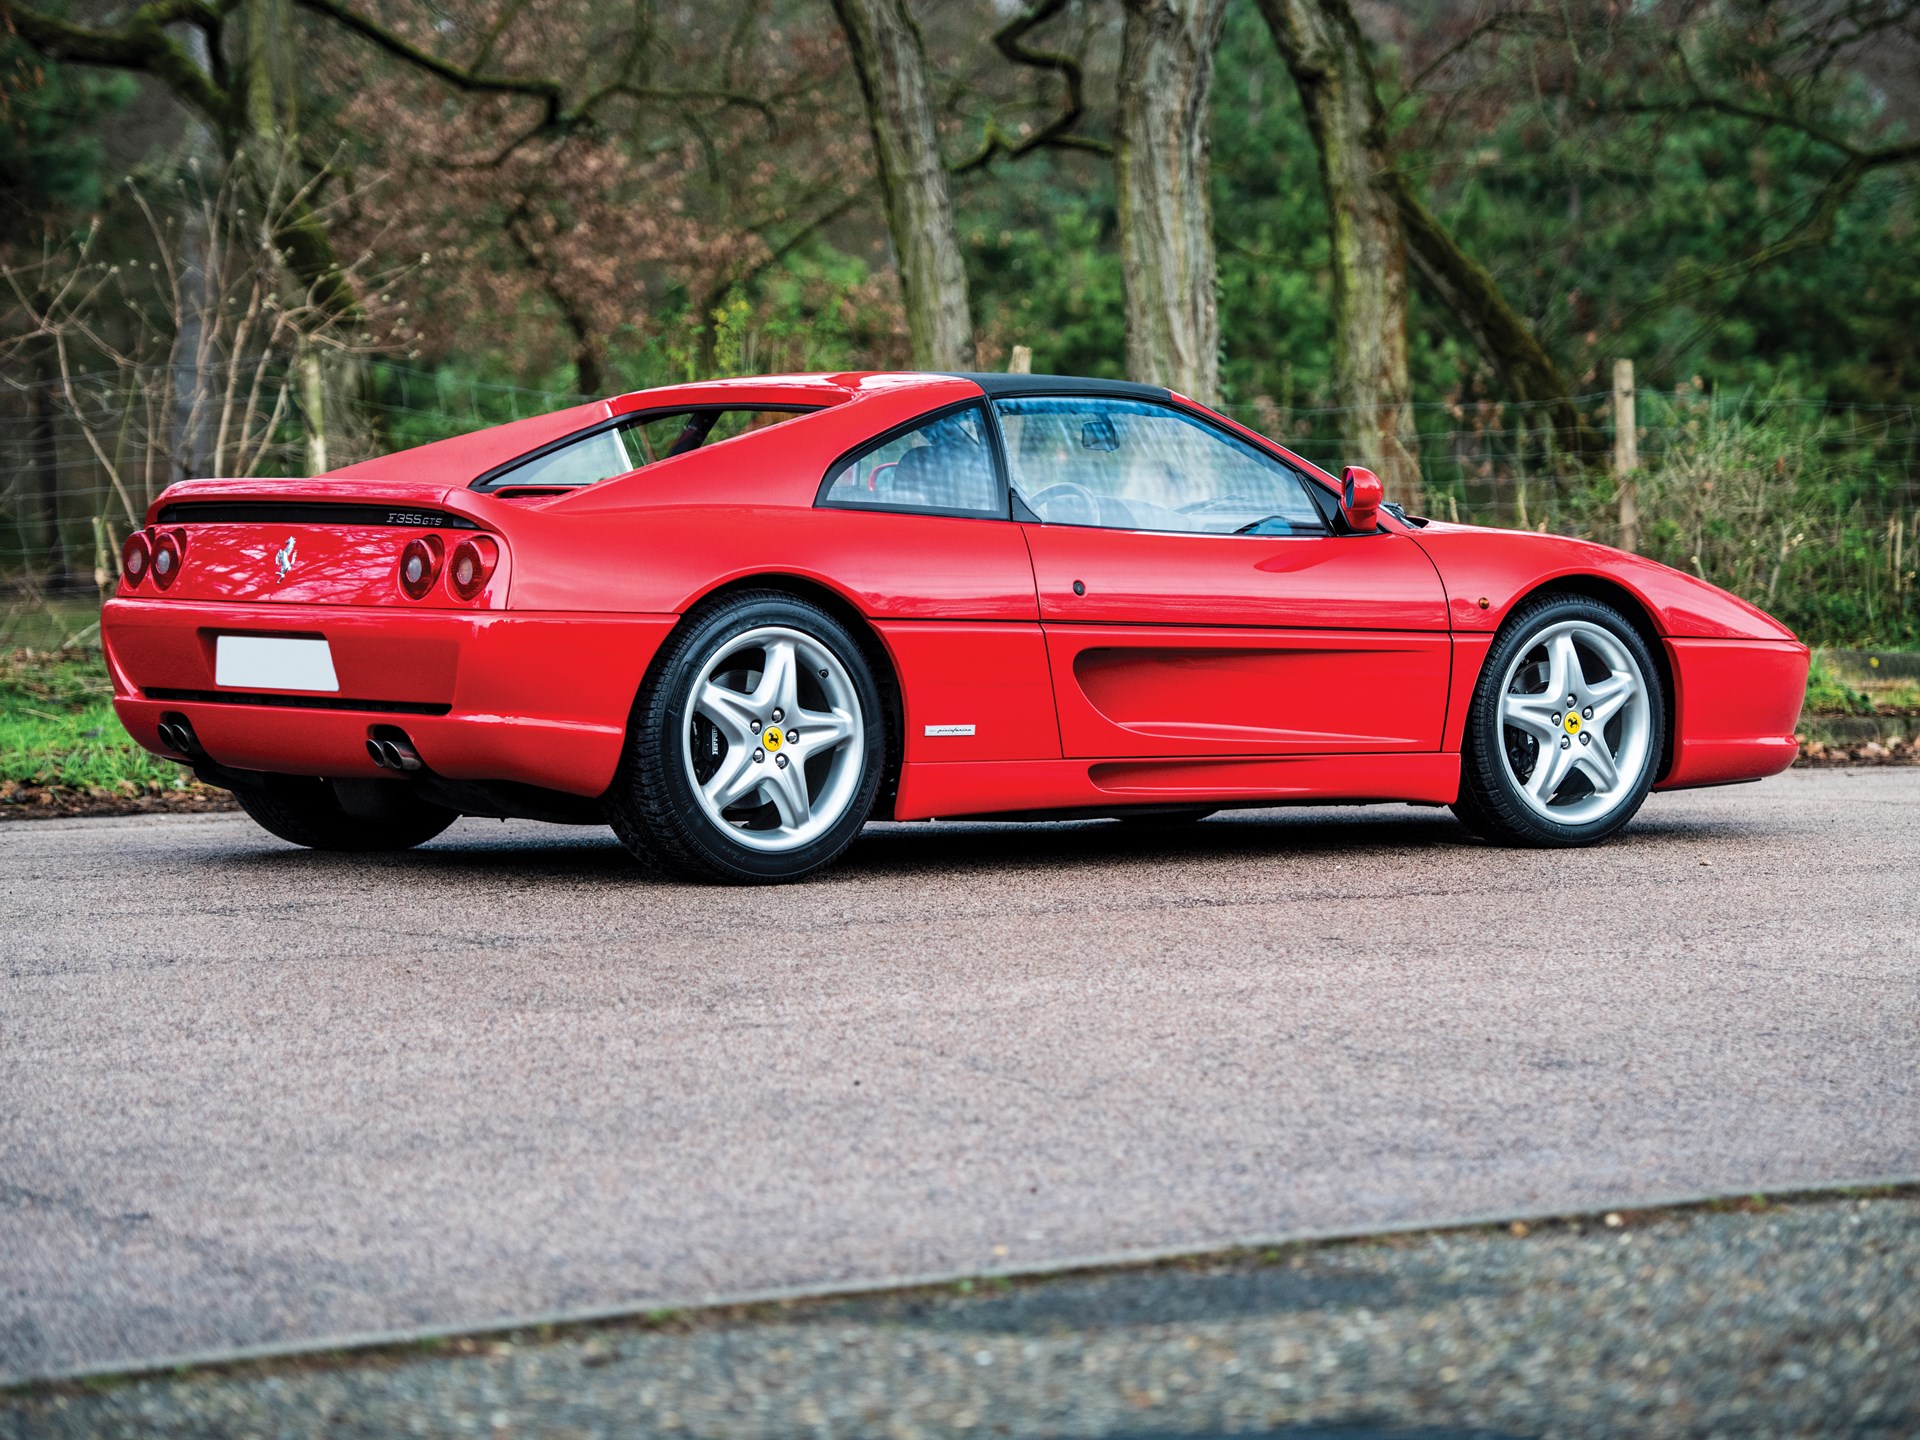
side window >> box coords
[995,397,1327,536]
[490,426,638,490]
[477,408,813,491]
[819,404,1003,517]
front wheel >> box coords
[607,592,886,884]
[1453,595,1665,847]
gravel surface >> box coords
[3,767,1918,1384]
[6,1194,1915,1438]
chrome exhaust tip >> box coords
[158,717,198,755]
[384,739,424,772]
[366,729,425,772]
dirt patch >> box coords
[1795,733,1918,766]
[0,779,238,822]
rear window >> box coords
[472,407,816,492]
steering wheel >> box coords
[1026,482,1101,526]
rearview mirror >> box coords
[1339,466,1384,532]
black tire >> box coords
[606,591,887,884]
[231,775,457,851]
[1452,593,1666,847]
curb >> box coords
[9,1172,1918,1394]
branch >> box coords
[1615,142,1919,329]
[292,0,568,125]
[952,0,1111,175]
[3,0,234,130]
[1395,7,1554,105]
[293,0,777,152]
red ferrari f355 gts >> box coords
[103,371,1808,882]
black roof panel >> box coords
[945,372,1174,402]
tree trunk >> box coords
[1115,0,1229,405]
[242,0,299,147]
[1253,0,1420,506]
[169,23,221,484]
[829,0,973,370]
[1257,0,1597,478]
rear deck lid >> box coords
[149,489,479,605]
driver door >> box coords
[996,395,1451,758]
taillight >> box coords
[399,536,444,600]
[150,528,186,589]
[121,531,151,587]
[447,536,499,601]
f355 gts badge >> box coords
[274,535,298,583]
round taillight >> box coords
[121,531,151,587]
[399,536,443,600]
[150,530,184,589]
[447,535,499,601]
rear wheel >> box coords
[607,592,886,884]
[231,775,456,851]
[1453,594,1665,846]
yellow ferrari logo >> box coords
[763,727,783,752]
[1564,713,1582,735]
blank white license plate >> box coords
[214,635,339,692]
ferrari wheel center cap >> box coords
[1564,713,1582,735]
[762,727,783,752]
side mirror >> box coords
[1339,466,1384,532]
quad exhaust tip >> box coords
[157,715,199,756]
[366,732,424,771]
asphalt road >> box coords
[9,1195,1917,1437]
[3,767,1917,1384]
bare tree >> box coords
[4,0,772,325]
[1,160,407,554]
[829,0,974,370]
[1115,0,1229,405]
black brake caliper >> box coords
[1504,658,1548,781]
[690,715,725,786]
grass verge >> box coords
[0,649,231,820]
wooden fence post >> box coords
[1008,344,1032,375]
[1613,358,1639,551]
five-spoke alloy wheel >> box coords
[608,592,887,883]
[1454,594,1666,846]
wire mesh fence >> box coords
[0,358,587,587]
[3,361,1915,644]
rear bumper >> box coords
[104,598,675,796]
[1656,636,1809,790]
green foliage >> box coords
[1409,74,1920,404]
[1617,393,1917,647]
[965,194,1127,381]
[1803,657,1875,716]
[0,648,187,790]
[1210,7,1341,407]
[0,37,133,238]
[1541,389,1916,647]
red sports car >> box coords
[102,371,1808,883]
